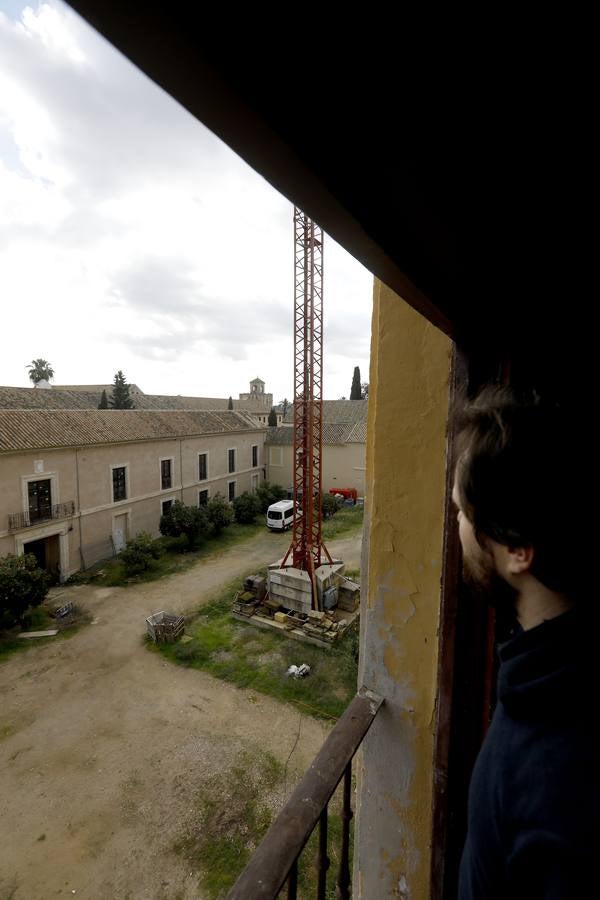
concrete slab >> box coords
[18,629,59,639]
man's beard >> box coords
[462,541,518,614]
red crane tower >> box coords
[281,208,333,609]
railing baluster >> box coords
[317,807,329,898]
[336,762,353,899]
[7,500,75,532]
[286,860,298,900]
[226,687,383,899]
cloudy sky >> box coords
[0,1,373,402]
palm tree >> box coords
[27,359,55,385]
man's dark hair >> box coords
[455,385,588,600]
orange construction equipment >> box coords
[281,209,333,608]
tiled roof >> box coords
[0,387,103,410]
[265,418,366,446]
[282,399,368,427]
[271,400,368,444]
[52,384,144,394]
[0,386,271,415]
[346,421,367,443]
[0,410,263,453]
[264,427,294,445]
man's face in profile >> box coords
[452,474,517,612]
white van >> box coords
[266,500,295,531]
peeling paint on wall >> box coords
[354,280,452,899]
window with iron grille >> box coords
[199,489,209,507]
[252,444,258,467]
[161,458,172,490]
[199,453,208,481]
[228,448,236,473]
[113,467,127,502]
[228,481,236,501]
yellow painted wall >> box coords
[354,279,452,898]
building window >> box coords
[199,453,208,481]
[270,447,283,466]
[113,466,127,502]
[199,489,209,507]
[161,458,172,490]
[228,448,236,473]
[228,481,236,502]
[251,474,259,493]
[252,444,258,467]
[162,499,173,516]
[28,479,52,523]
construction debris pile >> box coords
[232,572,359,647]
[287,663,311,678]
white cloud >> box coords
[0,1,372,401]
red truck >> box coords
[329,487,358,504]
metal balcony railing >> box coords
[7,500,76,532]
[227,686,384,900]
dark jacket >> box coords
[459,609,599,899]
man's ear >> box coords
[505,544,534,576]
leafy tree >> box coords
[322,493,339,519]
[206,492,234,534]
[159,500,208,547]
[98,389,108,409]
[256,481,287,513]
[0,553,50,628]
[268,407,278,426]
[109,370,135,409]
[233,491,262,524]
[350,366,362,400]
[361,382,369,399]
[118,532,162,574]
[227,396,234,410]
[27,359,54,385]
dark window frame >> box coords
[27,478,52,522]
[112,466,127,502]
[161,458,172,490]
[199,453,208,481]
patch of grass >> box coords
[81,522,269,588]
[0,723,16,741]
[175,747,284,899]
[0,636,26,664]
[155,578,359,720]
[0,603,91,664]
[174,741,354,900]
[322,505,363,540]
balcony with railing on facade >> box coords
[7,500,76,532]
[226,686,383,900]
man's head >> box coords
[451,477,521,611]
[452,386,586,610]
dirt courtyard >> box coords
[0,530,361,899]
